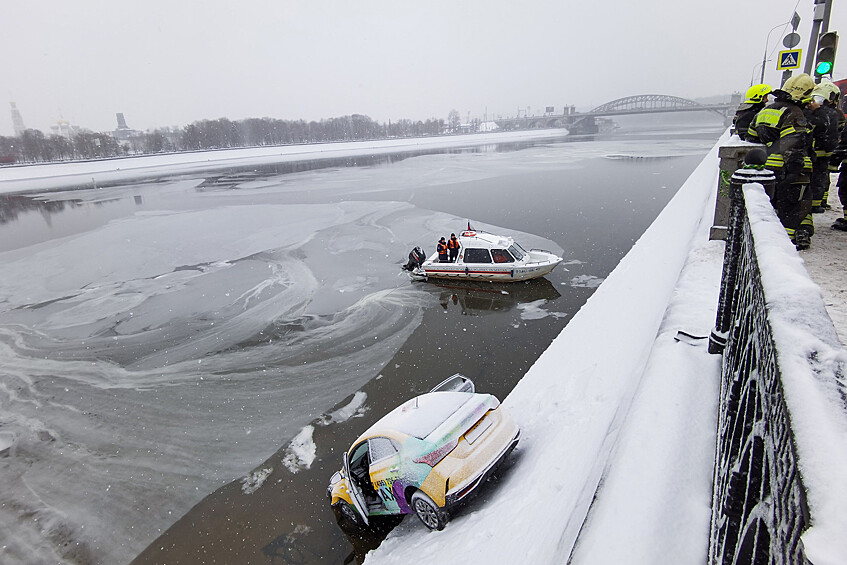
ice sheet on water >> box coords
[517,299,570,321]
[322,391,368,424]
[567,274,605,288]
[241,467,273,494]
[0,180,563,564]
[282,426,317,474]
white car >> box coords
[327,374,520,530]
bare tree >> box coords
[448,110,461,132]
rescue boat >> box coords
[408,225,562,282]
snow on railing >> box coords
[708,172,847,565]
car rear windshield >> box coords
[387,392,474,439]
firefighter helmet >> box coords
[813,80,841,102]
[744,83,772,104]
[781,73,816,101]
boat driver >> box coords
[437,237,449,262]
[447,233,460,262]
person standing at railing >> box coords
[829,96,847,231]
[808,82,841,213]
[750,73,816,249]
[832,128,847,230]
[732,83,771,141]
[820,82,843,209]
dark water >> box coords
[0,124,722,565]
[135,128,718,565]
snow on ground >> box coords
[803,187,847,343]
[365,134,727,565]
[0,130,569,194]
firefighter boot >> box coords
[795,229,812,250]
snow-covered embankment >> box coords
[367,133,730,564]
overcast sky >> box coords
[3,0,847,135]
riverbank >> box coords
[0,129,569,194]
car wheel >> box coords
[336,501,367,529]
[410,491,448,531]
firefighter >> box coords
[809,81,841,213]
[750,73,815,249]
[436,237,449,262]
[816,81,845,211]
[446,233,460,262]
[734,83,771,142]
[832,110,847,230]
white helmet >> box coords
[813,81,841,103]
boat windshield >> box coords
[508,244,526,261]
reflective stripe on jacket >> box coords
[751,99,810,174]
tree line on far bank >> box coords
[0,112,455,164]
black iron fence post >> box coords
[709,158,775,354]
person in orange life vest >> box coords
[446,233,460,262]
[437,237,449,262]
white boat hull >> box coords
[409,227,562,283]
[415,261,558,282]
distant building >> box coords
[10,102,26,136]
[112,112,145,153]
[113,112,142,142]
[50,119,80,138]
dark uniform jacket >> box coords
[734,102,765,141]
[827,106,846,171]
[751,96,811,177]
[807,104,839,160]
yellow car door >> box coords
[367,437,403,514]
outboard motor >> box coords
[403,246,426,271]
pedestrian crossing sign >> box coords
[777,49,802,70]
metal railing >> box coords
[707,166,847,564]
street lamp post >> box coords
[761,21,791,84]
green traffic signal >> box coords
[814,31,838,76]
[816,60,834,75]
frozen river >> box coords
[0,123,723,564]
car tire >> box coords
[410,491,448,531]
[336,501,367,529]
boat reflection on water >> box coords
[432,278,561,316]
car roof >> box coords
[357,391,477,443]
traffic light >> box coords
[815,31,838,77]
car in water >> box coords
[327,374,520,530]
